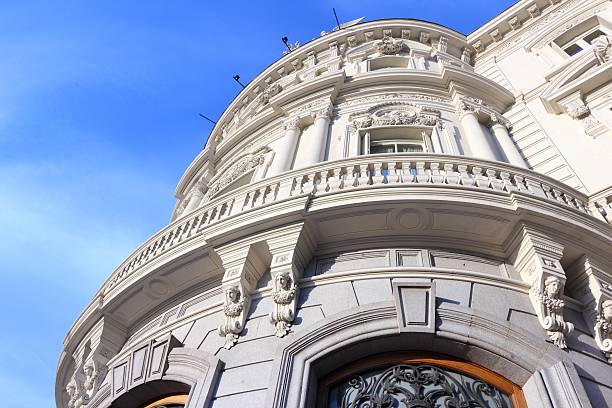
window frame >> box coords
[316,352,527,408]
[556,26,610,59]
[360,125,433,155]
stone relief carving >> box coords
[258,82,282,104]
[530,275,574,348]
[270,270,298,337]
[206,146,271,199]
[376,33,404,55]
[595,299,612,362]
[350,103,441,129]
[218,285,246,349]
[341,93,447,108]
[563,99,602,138]
[593,34,611,64]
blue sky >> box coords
[0,1,515,406]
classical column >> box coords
[456,102,497,161]
[490,115,528,168]
[268,116,302,176]
[302,105,332,166]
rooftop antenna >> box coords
[281,36,293,53]
[198,113,217,125]
[333,8,341,31]
[233,74,246,89]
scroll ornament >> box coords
[530,275,574,348]
[595,299,612,362]
[218,286,246,349]
[269,271,298,337]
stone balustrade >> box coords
[103,153,594,296]
[589,186,612,224]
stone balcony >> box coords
[99,153,602,302]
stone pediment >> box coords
[541,43,611,114]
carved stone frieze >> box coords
[350,102,441,129]
[341,93,447,108]
[206,146,271,199]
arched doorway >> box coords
[318,353,526,408]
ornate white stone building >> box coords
[56,1,612,407]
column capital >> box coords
[455,100,478,119]
[283,115,302,131]
[312,103,333,120]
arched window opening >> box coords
[142,394,188,408]
[317,353,526,408]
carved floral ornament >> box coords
[206,146,271,199]
[350,103,441,129]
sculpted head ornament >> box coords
[544,276,561,298]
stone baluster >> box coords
[444,163,459,184]
[456,101,498,161]
[415,162,429,183]
[372,162,385,185]
[357,163,370,186]
[487,169,504,191]
[430,162,445,184]
[268,116,302,176]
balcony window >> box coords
[555,26,609,58]
[361,126,431,155]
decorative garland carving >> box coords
[207,147,270,199]
[270,271,298,337]
[530,275,574,348]
[218,285,246,349]
[350,103,441,129]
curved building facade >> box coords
[57,1,612,407]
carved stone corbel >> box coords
[216,241,269,349]
[567,256,612,362]
[63,316,126,408]
[266,223,315,337]
[562,93,601,138]
[508,225,574,348]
